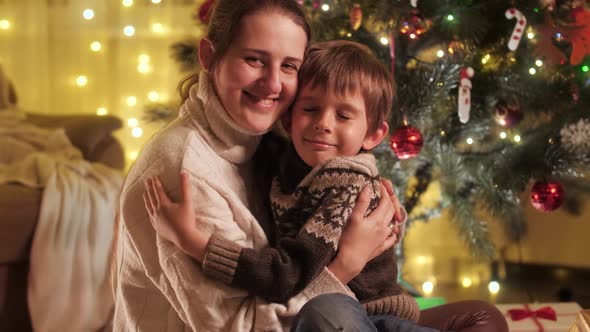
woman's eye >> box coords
[282,63,298,72]
[245,57,264,66]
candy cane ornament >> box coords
[458,67,474,124]
[505,8,527,51]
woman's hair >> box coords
[178,0,311,102]
[297,40,394,132]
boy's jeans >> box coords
[291,293,439,332]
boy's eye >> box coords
[338,113,352,120]
[302,107,317,112]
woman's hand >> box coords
[327,184,398,284]
[143,172,210,262]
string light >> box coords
[500,132,507,139]
[90,41,102,52]
[127,118,139,127]
[488,281,500,294]
[151,0,162,3]
[466,137,474,145]
[321,4,329,11]
[380,37,389,45]
[481,54,491,64]
[126,96,137,106]
[132,127,143,138]
[122,0,134,7]
[514,135,521,143]
[0,20,12,30]
[535,59,543,67]
[582,65,589,73]
[436,50,444,58]
[409,33,416,39]
[96,107,108,116]
[422,281,434,295]
[83,9,95,20]
[138,54,150,63]
[123,25,135,36]
[462,278,473,288]
[447,14,454,21]
[527,32,535,39]
[76,75,88,86]
[529,68,536,75]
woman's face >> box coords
[212,10,307,134]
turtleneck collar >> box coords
[179,71,262,164]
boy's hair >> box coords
[298,40,394,132]
[179,0,311,102]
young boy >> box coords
[145,40,418,322]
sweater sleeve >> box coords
[202,166,375,303]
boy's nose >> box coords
[314,115,332,133]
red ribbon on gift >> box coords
[507,304,557,332]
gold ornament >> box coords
[349,4,363,30]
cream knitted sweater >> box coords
[112,72,355,332]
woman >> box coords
[112,1,400,331]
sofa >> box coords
[0,112,125,331]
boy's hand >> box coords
[144,172,196,251]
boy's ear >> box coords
[362,121,389,150]
[198,38,215,72]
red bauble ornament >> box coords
[197,0,215,24]
[494,99,523,127]
[349,4,363,30]
[530,180,565,212]
[390,125,423,159]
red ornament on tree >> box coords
[494,98,523,127]
[390,125,424,159]
[349,4,363,30]
[530,180,565,212]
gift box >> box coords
[569,310,590,332]
[496,302,581,332]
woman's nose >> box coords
[258,67,282,95]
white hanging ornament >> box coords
[505,8,527,51]
[458,67,474,124]
[560,118,590,154]
[410,0,418,7]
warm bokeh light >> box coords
[83,9,95,20]
[151,0,162,3]
[96,107,108,116]
[137,63,151,73]
[321,4,330,11]
[127,118,138,127]
[151,23,164,33]
[437,50,444,57]
[488,281,500,294]
[90,41,102,52]
[76,75,88,86]
[514,135,521,143]
[132,127,143,138]
[129,151,139,160]
[500,132,507,139]
[462,277,473,288]
[0,20,11,30]
[122,0,134,7]
[535,59,543,67]
[126,96,137,106]
[466,137,474,145]
[380,37,389,45]
[148,91,160,102]
[422,281,434,295]
[138,54,150,63]
[123,26,135,36]
[529,68,537,75]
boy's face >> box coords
[289,83,383,167]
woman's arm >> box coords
[145,170,400,302]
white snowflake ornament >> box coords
[560,118,590,154]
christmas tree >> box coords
[147,0,590,258]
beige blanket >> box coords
[0,111,123,332]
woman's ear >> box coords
[198,38,215,72]
[362,121,389,150]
